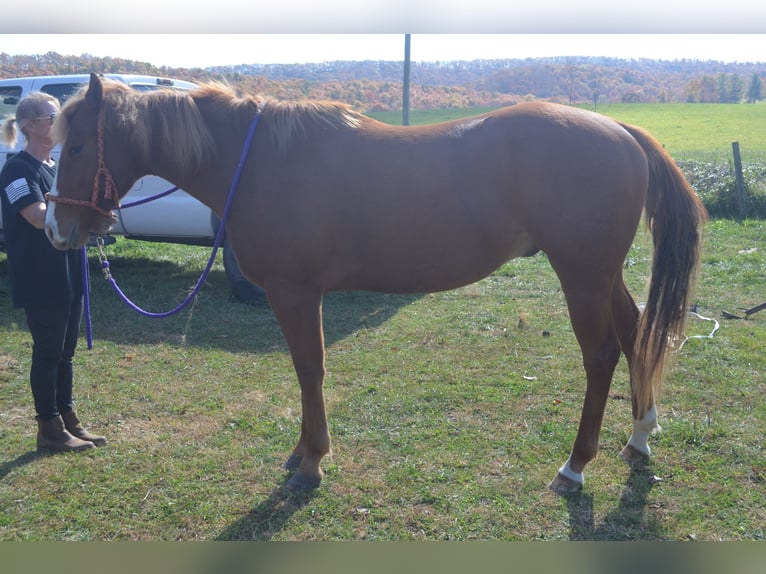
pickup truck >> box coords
[0,73,261,302]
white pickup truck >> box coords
[0,73,261,302]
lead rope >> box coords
[81,189,179,349]
[678,304,720,350]
[637,302,720,352]
[81,245,93,349]
[80,112,261,345]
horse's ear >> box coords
[85,73,104,110]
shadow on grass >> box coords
[0,450,50,481]
[565,466,664,540]
[215,479,318,541]
[1,254,422,354]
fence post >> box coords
[732,141,746,220]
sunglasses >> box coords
[31,113,58,124]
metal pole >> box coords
[403,34,411,126]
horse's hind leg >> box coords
[611,280,660,465]
[548,271,623,494]
[267,284,330,490]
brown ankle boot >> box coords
[62,411,107,447]
[36,415,94,452]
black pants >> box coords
[24,297,83,419]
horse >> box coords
[45,73,707,494]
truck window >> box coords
[40,83,84,104]
[0,85,23,119]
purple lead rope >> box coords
[81,244,93,350]
[80,112,260,342]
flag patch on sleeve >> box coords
[4,178,31,204]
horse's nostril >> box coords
[44,225,55,244]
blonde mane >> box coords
[261,98,363,153]
[56,79,364,170]
[57,79,215,174]
[190,81,363,154]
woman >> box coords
[1,92,106,452]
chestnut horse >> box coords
[45,74,706,494]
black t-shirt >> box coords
[0,150,83,308]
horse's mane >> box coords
[55,80,364,170]
[56,80,216,174]
[191,82,363,154]
[262,96,363,153]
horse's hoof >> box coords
[619,444,650,467]
[548,473,583,495]
[285,471,322,491]
[283,454,302,471]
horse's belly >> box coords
[333,228,536,294]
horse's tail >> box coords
[620,122,708,420]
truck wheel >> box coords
[211,212,266,305]
[223,237,267,304]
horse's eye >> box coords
[69,145,83,156]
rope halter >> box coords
[46,106,121,217]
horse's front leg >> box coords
[267,284,330,490]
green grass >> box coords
[0,220,764,541]
[593,103,766,162]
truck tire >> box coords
[211,213,266,304]
[223,236,267,304]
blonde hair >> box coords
[1,92,59,148]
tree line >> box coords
[1,52,764,111]
[686,73,763,103]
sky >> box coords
[3,34,766,69]
[3,0,766,68]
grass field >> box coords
[0,217,764,541]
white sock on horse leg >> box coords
[557,456,584,487]
[626,404,661,457]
